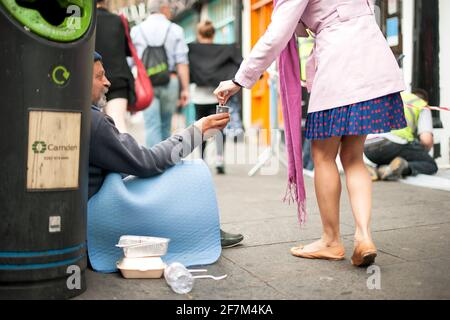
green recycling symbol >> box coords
[32,141,47,154]
[52,66,70,86]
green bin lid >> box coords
[0,0,93,42]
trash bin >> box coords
[0,0,95,299]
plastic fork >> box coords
[192,274,227,281]
[187,269,227,280]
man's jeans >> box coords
[364,139,438,176]
[143,77,179,147]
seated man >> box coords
[364,89,438,180]
[90,52,243,247]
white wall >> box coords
[438,0,450,165]
[401,0,415,91]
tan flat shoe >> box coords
[290,244,345,261]
[351,240,377,267]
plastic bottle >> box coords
[164,262,194,294]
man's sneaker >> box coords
[220,229,244,248]
[378,157,409,181]
[216,166,225,175]
[216,156,225,175]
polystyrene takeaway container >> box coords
[116,235,170,258]
[116,257,166,279]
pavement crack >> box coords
[221,255,288,299]
[376,249,408,262]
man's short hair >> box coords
[94,51,103,62]
[147,0,171,14]
[412,88,429,103]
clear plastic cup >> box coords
[164,262,194,294]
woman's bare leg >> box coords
[339,135,373,244]
[301,136,342,252]
[104,98,128,133]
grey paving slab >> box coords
[341,201,450,232]
[76,161,450,300]
[186,256,284,300]
[370,181,449,209]
[213,166,317,224]
[344,223,450,262]
[221,214,354,247]
[77,256,285,300]
[323,179,450,230]
[222,240,405,300]
[366,261,450,299]
[76,270,180,300]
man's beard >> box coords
[96,88,109,109]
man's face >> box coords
[91,61,111,108]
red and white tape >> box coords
[406,104,450,112]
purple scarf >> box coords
[275,0,307,224]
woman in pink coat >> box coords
[214,0,406,267]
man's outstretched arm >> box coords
[90,111,229,177]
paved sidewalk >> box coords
[77,157,450,300]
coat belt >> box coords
[305,0,375,92]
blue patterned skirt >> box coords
[305,92,407,140]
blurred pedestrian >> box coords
[188,20,243,174]
[214,0,406,267]
[95,0,135,132]
[131,0,190,147]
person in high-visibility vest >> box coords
[364,89,438,180]
[298,34,315,171]
[298,34,315,84]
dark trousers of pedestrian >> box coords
[194,104,226,161]
[302,138,314,171]
[364,139,438,176]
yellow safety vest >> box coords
[391,92,427,142]
[298,35,314,82]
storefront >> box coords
[174,0,242,125]
[174,0,240,45]
[244,0,274,133]
[207,0,239,44]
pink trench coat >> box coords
[234,0,405,113]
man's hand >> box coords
[194,113,230,140]
[178,89,190,108]
[214,80,241,105]
[419,132,434,151]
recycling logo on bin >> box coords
[32,141,47,154]
[51,65,71,86]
